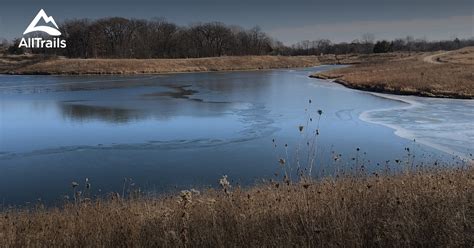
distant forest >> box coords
[3,17,474,58]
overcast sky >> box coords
[1,0,473,44]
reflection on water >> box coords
[60,104,145,123]
[142,84,199,99]
[0,67,471,205]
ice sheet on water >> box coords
[361,93,474,160]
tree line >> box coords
[3,17,473,58]
[285,35,474,56]
[11,18,276,58]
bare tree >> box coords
[9,17,474,58]
[361,33,375,54]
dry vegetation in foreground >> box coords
[0,167,472,247]
[1,55,320,75]
[311,47,474,99]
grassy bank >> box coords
[2,48,472,98]
[1,55,320,75]
[311,47,474,99]
[1,167,472,247]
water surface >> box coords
[0,66,472,204]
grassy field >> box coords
[0,166,472,247]
[311,47,474,99]
[1,55,321,75]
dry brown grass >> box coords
[1,167,472,247]
[317,52,412,65]
[4,56,320,75]
[311,47,474,99]
[0,54,50,73]
[438,47,474,65]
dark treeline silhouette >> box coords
[4,17,473,58]
[285,36,474,55]
[59,18,276,58]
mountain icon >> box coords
[23,9,61,36]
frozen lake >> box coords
[0,65,472,204]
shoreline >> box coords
[5,61,472,100]
[3,66,300,77]
[309,47,474,100]
[2,50,472,100]
[4,66,301,76]
[1,55,321,75]
[309,74,474,99]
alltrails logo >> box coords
[18,9,66,49]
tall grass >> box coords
[0,166,472,247]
